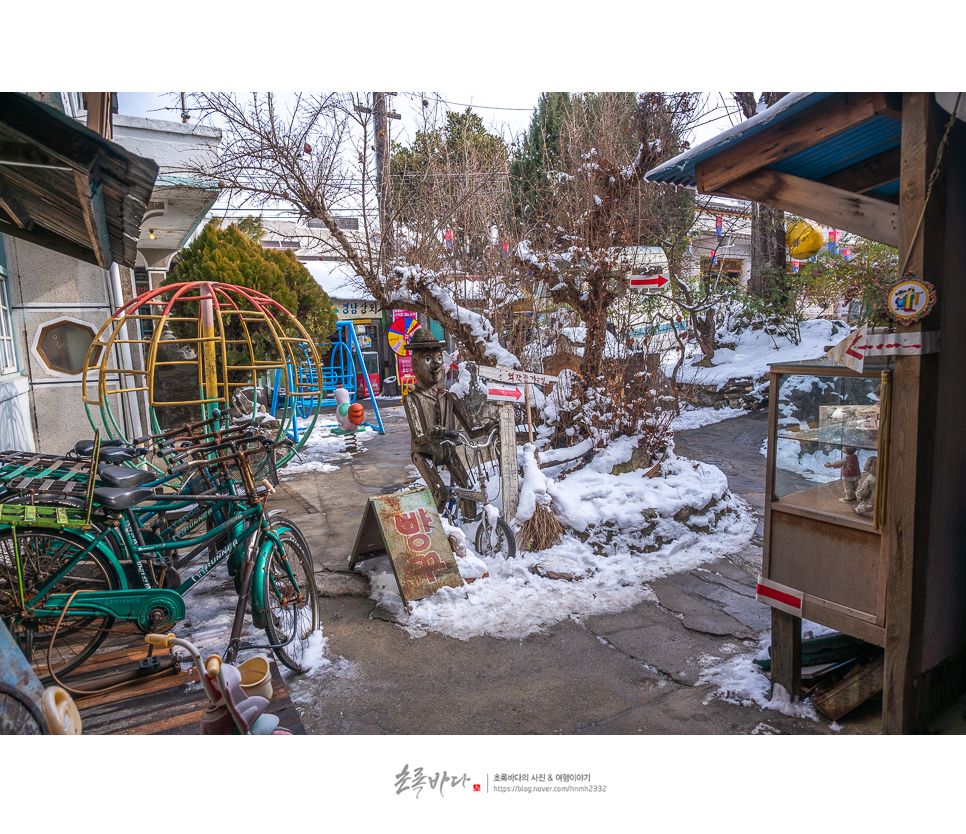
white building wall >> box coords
[2,235,121,453]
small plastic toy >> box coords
[333,385,366,434]
[145,633,291,735]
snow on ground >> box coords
[671,405,747,431]
[666,317,846,435]
[359,437,756,642]
[280,414,378,476]
[698,619,838,722]
[267,318,846,710]
[666,317,846,391]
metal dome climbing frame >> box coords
[81,281,322,466]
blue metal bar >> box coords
[340,321,384,435]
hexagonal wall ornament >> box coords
[36,318,103,375]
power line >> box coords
[411,93,536,113]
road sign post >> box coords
[476,365,559,522]
[497,403,519,520]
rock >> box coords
[530,564,593,582]
[611,444,659,476]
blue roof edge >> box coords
[645,93,834,187]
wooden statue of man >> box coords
[403,329,493,510]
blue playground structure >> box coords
[270,321,384,441]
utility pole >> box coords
[372,92,395,261]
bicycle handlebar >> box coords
[205,656,222,679]
[440,425,499,452]
[145,633,176,647]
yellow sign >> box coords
[887,276,936,323]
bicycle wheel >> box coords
[0,683,47,735]
[475,515,516,560]
[0,529,120,683]
[262,525,320,673]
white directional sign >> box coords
[629,274,670,291]
[485,383,525,403]
[825,325,940,372]
[477,365,557,387]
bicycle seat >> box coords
[97,464,155,489]
[92,486,156,511]
[74,438,126,455]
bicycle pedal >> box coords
[138,656,162,674]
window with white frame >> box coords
[0,240,17,374]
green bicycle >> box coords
[0,433,319,683]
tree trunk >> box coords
[733,93,788,305]
[578,279,613,385]
[691,307,716,364]
[748,202,789,305]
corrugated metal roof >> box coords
[646,92,901,197]
[768,115,902,181]
[0,93,159,269]
[646,93,833,187]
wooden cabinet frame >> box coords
[762,362,891,649]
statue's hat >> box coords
[408,328,445,351]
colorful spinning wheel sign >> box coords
[388,316,421,356]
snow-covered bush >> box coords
[538,356,678,467]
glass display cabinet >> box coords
[759,359,891,646]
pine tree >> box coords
[508,92,572,233]
[163,222,338,360]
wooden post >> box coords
[882,93,945,733]
[524,385,534,446]
[770,609,802,701]
[498,403,519,519]
[372,92,394,260]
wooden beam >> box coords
[696,93,881,194]
[0,183,31,229]
[872,92,904,121]
[819,145,902,194]
[770,609,802,700]
[882,92,945,734]
[83,92,113,140]
[74,168,112,269]
[715,168,900,247]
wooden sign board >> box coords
[349,488,463,605]
[477,365,557,388]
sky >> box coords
[116,90,738,150]
[115,89,742,230]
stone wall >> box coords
[678,374,770,412]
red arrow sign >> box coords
[629,274,669,289]
[486,384,524,402]
[828,325,940,371]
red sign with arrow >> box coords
[629,274,669,290]
[485,383,525,403]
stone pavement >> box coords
[269,403,882,734]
